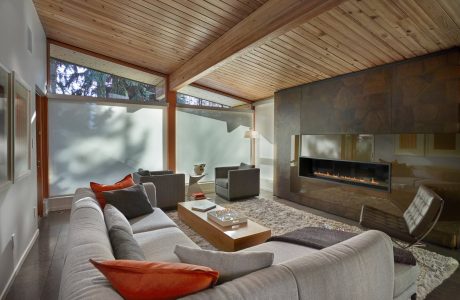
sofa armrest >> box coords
[215,166,239,179]
[179,264,298,300]
[142,182,157,207]
[281,230,395,300]
[138,174,185,209]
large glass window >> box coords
[177,93,230,108]
[176,107,252,182]
[255,101,274,191]
[50,58,162,103]
[48,99,165,196]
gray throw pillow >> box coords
[104,204,133,235]
[109,226,145,260]
[174,245,274,284]
[239,162,254,170]
[103,184,154,219]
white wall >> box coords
[255,99,274,191]
[0,0,46,297]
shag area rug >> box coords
[167,197,459,299]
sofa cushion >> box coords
[243,241,317,264]
[109,226,146,260]
[215,178,228,189]
[134,227,199,262]
[394,263,420,298]
[104,204,133,235]
[175,245,273,284]
[90,259,218,300]
[103,184,154,219]
[90,174,135,208]
[129,208,177,234]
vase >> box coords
[194,163,206,175]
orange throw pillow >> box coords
[90,174,134,208]
[90,259,219,300]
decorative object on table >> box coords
[215,165,260,201]
[191,192,207,200]
[191,199,216,212]
[187,173,206,197]
[194,163,206,175]
[133,169,185,209]
[207,209,247,227]
[12,72,31,181]
[0,63,11,188]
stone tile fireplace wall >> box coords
[274,48,460,248]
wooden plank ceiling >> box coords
[34,0,268,74]
[197,0,460,100]
[34,0,460,101]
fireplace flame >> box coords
[313,171,380,185]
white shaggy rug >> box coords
[167,197,459,299]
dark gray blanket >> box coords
[267,227,416,266]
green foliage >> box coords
[50,58,157,102]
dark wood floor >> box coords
[4,191,459,299]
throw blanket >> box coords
[268,227,416,266]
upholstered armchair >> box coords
[215,165,260,201]
[133,170,185,209]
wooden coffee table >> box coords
[178,200,271,252]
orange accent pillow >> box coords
[90,259,219,300]
[90,174,134,208]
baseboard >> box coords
[46,196,73,213]
[0,229,39,300]
[260,178,273,192]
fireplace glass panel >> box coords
[299,157,390,191]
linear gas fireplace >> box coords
[299,157,391,191]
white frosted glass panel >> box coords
[176,108,251,182]
[255,102,274,190]
[49,100,164,196]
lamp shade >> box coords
[244,130,258,139]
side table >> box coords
[187,174,206,197]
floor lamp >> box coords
[244,130,258,165]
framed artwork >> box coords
[426,133,460,157]
[12,72,31,181]
[0,64,11,188]
[394,134,425,156]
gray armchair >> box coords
[133,170,185,210]
[215,165,260,201]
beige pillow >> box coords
[104,204,133,235]
[174,245,274,284]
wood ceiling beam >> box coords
[169,0,345,91]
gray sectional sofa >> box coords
[59,184,419,300]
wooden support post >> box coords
[166,76,176,171]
